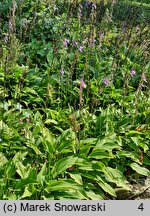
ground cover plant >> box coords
[0,0,150,200]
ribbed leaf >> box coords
[69,171,83,185]
[45,179,88,199]
[37,162,47,185]
[130,162,150,176]
[51,156,78,178]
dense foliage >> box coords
[0,0,150,200]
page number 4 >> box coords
[138,203,144,211]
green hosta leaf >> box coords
[103,167,130,190]
[80,138,97,145]
[95,133,117,149]
[13,151,28,163]
[20,186,33,199]
[96,176,116,197]
[45,119,58,125]
[69,52,74,62]
[6,193,17,200]
[27,141,42,155]
[45,179,88,199]
[5,160,16,179]
[15,162,29,179]
[57,129,70,144]
[89,150,115,159]
[76,158,104,171]
[69,171,83,185]
[143,155,150,166]
[42,128,56,154]
[117,151,138,161]
[51,156,78,178]
[131,137,139,146]
[23,87,38,95]
[126,130,142,135]
[14,178,37,189]
[94,142,121,151]
[138,143,149,153]
[0,152,8,166]
[130,162,150,176]
[37,163,47,185]
[81,172,97,181]
[81,172,116,197]
[52,191,85,200]
[85,190,104,200]
[47,50,53,66]
[57,129,74,151]
[45,179,78,192]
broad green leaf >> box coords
[96,176,116,197]
[57,130,74,151]
[69,52,74,62]
[81,172,97,181]
[85,190,104,200]
[117,151,138,161]
[47,50,53,65]
[138,142,149,153]
[5,160,16,179]
[81,172,116,197]
[37,163,47,185]
[42,128,56,154]
[69,171,83,185]
[20,186,33,199]
[89,149,115,159]
[23,87,38,95]
[13,151,28,163]
[102,167,130,190]
[80,138,97,145]
[95,133,117,148]
[76,159,104,171]
[51,156,78,178]
[131,137,139,146]
[52,191,84,200]
[45,179,88,199]
[94,142,121,151]
[45,119,58,125]
[15,161,29,179]
[126,130,142,135]
[0,152,8,166]
[45,179,78,192]
[130,162,150,176]
[14,178,37,189]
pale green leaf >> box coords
[69,171,83,185]
[51,156,78,178]
[130,162,150,176]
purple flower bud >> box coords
[64,38,69,47]
[92,3,97,10]
[104,79,109,86]
[80,77,85,92]
[85,1,91,8]
[79,46,83,52]
[53,4,57,12]
[60,67,64,77]
[79,4,83,17]
[90,38,96,47]
[73,41,78,47]
[130,69,136,77]
[79,4,83,9]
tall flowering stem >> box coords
[79,75,85,109]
